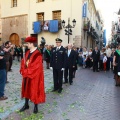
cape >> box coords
[20,49,45,104]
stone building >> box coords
[1,0,83,47]
[82,0,104,49]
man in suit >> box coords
[64,44,76,85]
[92,46,100,72]
[50,38,67,93]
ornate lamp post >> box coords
[62,18,76,43]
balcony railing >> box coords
[83,21,90,31]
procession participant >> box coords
[19,36,45,114]
[0,50,8,100]
[64,44,76,85]
[50,38,67,93]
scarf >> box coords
[116,50,120,56]
[47,50,50,56]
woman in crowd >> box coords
[72,47,78,78]
[99,48,104,71]
[113,44,120,86]
[13,45,17,60]
[78,52,83,66]
[16,45,23,61]
[45,45,51,69]
[110,48,115,70]
[88,48,93,69]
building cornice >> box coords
[1,14,28,19]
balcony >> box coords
[117,26,120,33]
[83,21,90,31]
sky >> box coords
[94,0,120,41]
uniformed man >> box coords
[50,38,67,93]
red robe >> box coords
[20,49,45,104]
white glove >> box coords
[50,67,53,70]
[61,68,65,71]
[118,72,120,76]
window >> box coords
[12,0,17,7]
[37,0,44,2]
[52,10,61,20]
[37,13,44,25]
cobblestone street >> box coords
[0,60,120,120]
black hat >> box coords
[55,38,62,42]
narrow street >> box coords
[0,61,120,120]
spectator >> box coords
[106,45,112,71]
[83,55,86,68]
[0,50,8,100]
[92,46,100,72]
[45,45,51,69]
[103,53,107,72]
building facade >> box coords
[1,0,84,46]
[111,9,120,48]
[82,0,104,49]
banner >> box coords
[82,3,87,18]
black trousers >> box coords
[9,55,13,70]
[53,69,63,90]
[93,60,98,71]
[107,57,110,70]
[99,60,103,70]
[64,67,73,83]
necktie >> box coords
[56,47,59,51]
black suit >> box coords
[64,49,76,84]
[92,49,100,71]
[50,46,67,90]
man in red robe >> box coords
[19,36,45,114]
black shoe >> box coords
[58,89,62,93]
[63,82,68,84]
[51,89,58,92]
[19,105,29,112]
[70,82,73,85]
[6,81,9,84]
[33,105,38,114]
[96,70,99,72]
[8,69,12,72]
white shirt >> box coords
[82,51,88,57]
[88,51,92,56]
[56,46,61,50]
[103,56,107,63]
[68,49,71,57]
[30,47,37,53]
[106,48,112,57]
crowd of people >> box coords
[0,37,120,114]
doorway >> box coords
[9,33,19,46]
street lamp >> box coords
[62,18,76,43]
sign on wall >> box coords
[82,2,87,18]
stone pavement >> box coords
[0,60,53,120]
[1,60,120,120]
